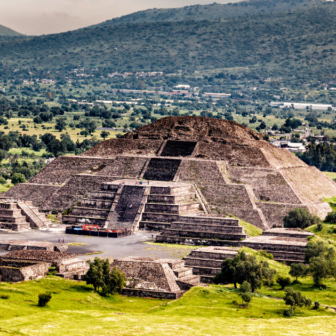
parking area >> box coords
[0,230,195,260]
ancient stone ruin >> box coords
[0,250,88,281]
[0,200,52,231]
[0,240,68,252]
[112,257,201,299]
[4,116,334,231]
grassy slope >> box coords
[0,3,336,75]
[0,24,22,37]
[0,276,336,336]
[96,0,323,27]
[324,172,336,180]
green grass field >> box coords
[0,274,336,336]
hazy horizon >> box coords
[0,0,238,36]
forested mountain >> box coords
[0,3,335,80]
[0,24,22,37]
[94,0,324,27]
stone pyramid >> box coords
[4,116,336,230]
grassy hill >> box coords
[95,0,324,27]
[0,3,335,78]
[0,24,22,37]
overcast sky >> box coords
[0,0,237,36]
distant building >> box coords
[270,102,335,111]
[271,140,306,153]
[174,85,191,89]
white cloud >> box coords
[0,0,237,35]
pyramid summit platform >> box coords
[4,116,335,230]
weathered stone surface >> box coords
[4,116,336,228]
[0,240,68,252]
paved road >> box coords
[0,230,193,260]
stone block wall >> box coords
[228,167,301,203]
[196,143,271,167]
[30,156,115,185]
[97,156,148,178]
[178,160,226,184]
[0,260,51,282]
[111,258,180,292]
[3,184,61,208]
[261,147,306,169]
[198,183,266,228]
[84,139,163,157]
[41,174,118,211]
[258,202,308,227]
[280,166,336,204]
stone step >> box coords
[144,203,200,215]
[184,257,223,268]
[0,209,23,216]
[0,215,30,224]
[167,260,185,270]
[139,221,171,230]
[161,229,247,240]
[147,194,185,204]
[150,186,191,196]
[0,222,31,231]
[142,212,180,223]
[188,250,237,260]
[241,242,306,253]
[88,192,117,200]
[188,265,221,276]
[81,199,113,208]
[156,235,241,247]
[173,267,193,278]
[171,223,244,233]
[62,215,106,225]
[71,207,110,217]
[178,216,240,226]
[178,275,201,285]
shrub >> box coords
[284,208,320,229]
[317,223,323,231]
[38,293,52,306]
[0,295,10,299]
[11,173,26,185]
[277,276,291,290]
[289,263,308,282]
[0,176,6,185]
[325,211,336,223]
[283,287,311,317]
[313,301,320,310]
[259,250,274,260]
[239,281,252,307]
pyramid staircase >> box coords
[0,201,52,231]
[62,184,119,227]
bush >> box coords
[11,173,26,185]
[0,295,10,299]
[283,287,311,317]
[325,211,336,223]
[317,223,323,231]
[38,293,52,306]
[259,250,274,260]
[313,301,320,310]
[277,276,291,290]
[0,176,6,184]
[284,208,320,229]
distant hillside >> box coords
[0,3,335,80]
[95,0,324,27]
[0,24,22,37]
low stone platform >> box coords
[0,240,68,252]
[184,247,238,283]
[1,250,88,281]
[112,256,201,298]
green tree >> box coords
[283,287,311,317]
[85,258,105,293]
[106,266,126,295]
[38,293,52,307]
[277,276,291,290]
[11,173,26,184]
[239,281,252,306]
[289,263,308,283]
[100,130,110,140]
[325,211,336,223]
[0,149,6,163]
[284,208,320,229]
[55,118,67,132]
